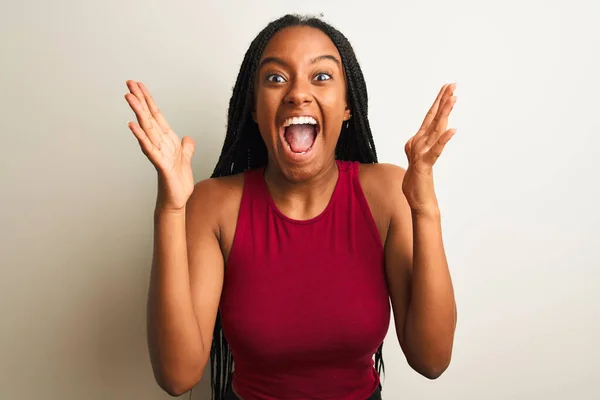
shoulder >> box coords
[358,162,407,209]
[359,162,406,188]
[186,172,245,237]
[357,163,409,241]
[190,172,245,202]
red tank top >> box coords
[220,160,390,400]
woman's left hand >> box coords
[402,83,457,215]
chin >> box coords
[272,140,327,183]
[263,117,339,182]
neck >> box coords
[263,160,339,221]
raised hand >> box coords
[402,83,457,214]
[125,80,196,211]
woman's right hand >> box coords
[125,80,196,211]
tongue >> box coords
[284,124,316,153]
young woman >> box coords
[125,14,457,400]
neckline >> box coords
[261,160,342,225]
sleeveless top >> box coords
[219,160,391,400]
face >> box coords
[252,26,351,182]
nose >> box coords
[283,78,313,107]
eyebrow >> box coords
[258,54,341,71]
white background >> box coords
[1,0,598,399]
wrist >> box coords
[410,205,441,219]
[154,205,186,219]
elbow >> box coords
[161,384,188,398]
[147,342,208,396]
[407,352,452,380]
[164,386,193,398]
[155,372,203,397]
[151,362,206,397]
[401,329,455,380]
[418,363,449,380]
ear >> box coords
[343,105,351,121]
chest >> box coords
[221,200,390,356]
[218,186,390,265]
[220,224,390,364]
[217,165,394,367]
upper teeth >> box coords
[283,116,317,127]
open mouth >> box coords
[281,116,319,155]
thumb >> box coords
[181,136,196,162]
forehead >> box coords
[260,26,341,65]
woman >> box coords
[125,14,457,400]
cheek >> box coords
[319,90,348,129]
[254,91,282,149]
[321,84,348,115]
[255,92,279,123]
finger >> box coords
[425,83,456,135]
[418,83,450,133]
[423,128,456,165]
[125,92,162,147]
[412,131,430,157]
[181,136,196,163]
[404,136,414,159]
[138,82,178,143]
[126,81,159,134]
[127,80,151,115]
[128,121,160,161]
[426,94,457,146]
[413,84,452,146]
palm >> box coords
[125,81,195,210]
[402,83,457,210]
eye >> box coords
[266,74,286,83]
[314,73,332,82]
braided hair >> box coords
[208,14,382,399]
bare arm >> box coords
[382,165,456,379]
[381,83,458,378]
[147,179,224,396]
[124,80,225,396]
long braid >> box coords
[208,14,383,399]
